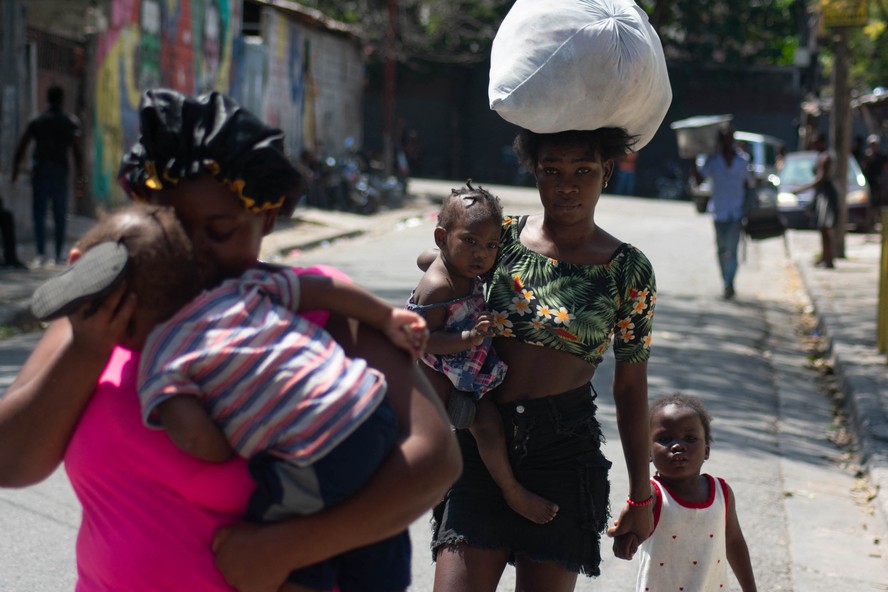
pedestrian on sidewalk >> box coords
[862,135,887,214]
[408,182,559,527]
[11,85,85,268]
[690,127,751,299]
[792,131,838,268]
[632,393,757,592]
[0,88,459,592]
[431,128,657,592]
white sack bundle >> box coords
[489,0,672,149]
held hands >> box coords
[384,308,429,360]
[606,499,655,560]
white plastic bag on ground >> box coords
[489,0,672,149]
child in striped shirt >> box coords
[36,202,427,591]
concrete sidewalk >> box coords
[1,186,888,533]
[785,229,888,523]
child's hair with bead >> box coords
[437,180,503,233]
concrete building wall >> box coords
[365,60,806,198]
[308,29,364,157]
[252,6,363,161]
[0,0,33,237]
[1,0,365,258]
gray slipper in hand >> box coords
[30,242,129,321]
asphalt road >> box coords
[287,184,888,591]
[1,184,886,590]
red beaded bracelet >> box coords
[626,495,655,508]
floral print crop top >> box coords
[486,215,656,368]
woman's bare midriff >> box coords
[491,338,595,404]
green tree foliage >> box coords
[637,0,804,65]
[849,0,888,89]
[814,0,888,94]
[299,0,511,64]
[308,0,803,67]
[303,0,886,91]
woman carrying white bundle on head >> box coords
[430,1,671,590]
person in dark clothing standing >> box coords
[862,135,887,211]
[0,194,26,269]
[792,132,838,268]
[11,85,84,267]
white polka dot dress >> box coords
[636,474,729,591]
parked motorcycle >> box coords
[335,151,380,214]
[322,142,407,214]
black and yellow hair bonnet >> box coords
[118,89,301,213]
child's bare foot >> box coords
[503,485,559,524]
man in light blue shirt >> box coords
[691,129,751,299]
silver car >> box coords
[773,151,872,232]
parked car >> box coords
[689,131,785,213]
[773,151,871,231]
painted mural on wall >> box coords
[260,10,308,160]
[92,0,239,204]
[231,11,319,161]
[243,11,366,165]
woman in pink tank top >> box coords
[0,89,460,591]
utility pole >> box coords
[820,0,867,258]
[831,26,850,258]
[382,0,396,177]
[0,0,30,232]
[0,0,28,175]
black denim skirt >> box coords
[431,384,612,576]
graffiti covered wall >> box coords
[92,0,240,204]
[232,8,364,163]
[91,2,363,205]
[259,9,305,160]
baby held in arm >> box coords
[6,88,458,592]
[32,202,429,591]
[408,182,558,525]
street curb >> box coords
[793,252,888,528]
[260,193,440,261]
[274,229,365,255]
